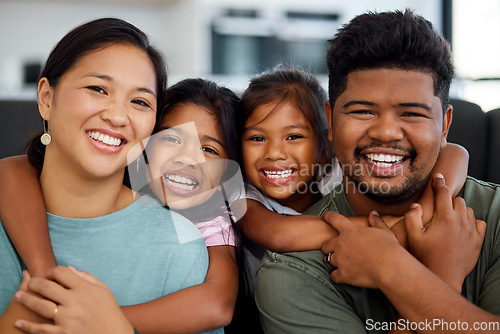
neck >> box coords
[343,176,421,217]
[39,155,134,219]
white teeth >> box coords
[366,153,404,165]
[87,131,122,147]
[263,169,293,179]
[164,174,197,190]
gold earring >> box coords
[40,119,51,145]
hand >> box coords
[0,271,52,334]
[321,211,406,289]
[14,266,134,334]
[404,174,486,292]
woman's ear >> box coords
[38,77,53,121]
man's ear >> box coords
[38,77,53,121]
[325,100,333,142]
[440,104,453,149]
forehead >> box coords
[64,43,157,90]
[161,103,222,137]
[338,68,440,109]
[244,101,312,129]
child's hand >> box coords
[14,266,134,334]
[404,174,486,292]
[321,211,405,289]
[389,218,408,250]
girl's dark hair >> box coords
[240,65,332,163]
[155,78,243,165]
[27,17,167,171]
[326,9,454,113]
[152,79,244,248]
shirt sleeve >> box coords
[255,249,368,334]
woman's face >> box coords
[146,103,228,210]
[39,43,157,180]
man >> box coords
[255,10,500,333]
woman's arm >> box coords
[122,245,238,334]
[416,143,469,225]
[0,156,56,277]
[15,246,238,334]
[239,199,339,252]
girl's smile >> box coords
[242,101,321,209]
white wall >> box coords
[0,0,441,97]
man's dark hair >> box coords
[326,9,454,113]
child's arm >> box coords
[121,245,238,333]
[239,199,339,252]
[416,143,469,224]
[0,155,57,277]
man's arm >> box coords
[321,176,497,333]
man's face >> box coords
[328,68,452,203]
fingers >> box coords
[46,266,84,289]
[432,173,453,216]
[19,270,32,292]
[321,211,352,231]
[15,320,57,334]
[475,219,487,243]
[367,211,388,229]
[67,266,101,285]
[404,203,424,235]
[15,290,59,320]
[26,277,67,306]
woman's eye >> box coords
[87,86,106,94]
[132,99,152,109]
[249,136,265,142]
[286,134,304,140]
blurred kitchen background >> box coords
[0,0,499,108]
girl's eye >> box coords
[202,147,219,156]
[87,86,106,94]
[286,134,304,140]
[132,99,152,109]
[249,136,265,142]
[161,136,180,144]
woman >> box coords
[0,18,211,333]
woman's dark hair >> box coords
[155,78,243,165]
[240,65,332,163]
[27,17,167,171]
[326,9,454,113]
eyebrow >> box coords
[156,126,225,148]
[343,100,431,111]
[84,73,156,97]
[244,124,310,132]
[201,135,225,148]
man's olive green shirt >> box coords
[255,177,500,333]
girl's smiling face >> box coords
[146,103,228,210]
[242,101,322,211]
